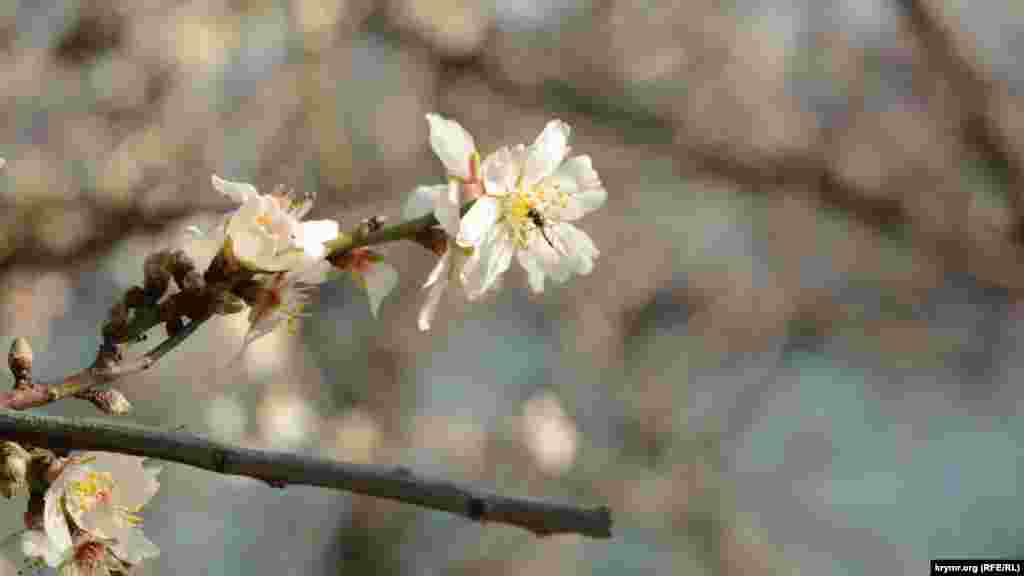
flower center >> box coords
[503,176,566,249]
[69,471,115,514]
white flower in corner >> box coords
[55,453,161,565]
[211,174,340,272]
[456,120,606,296]
[17,452,160,574]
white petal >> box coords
[110,527,160,564]
[462,228,513,299]
[517,249,548,294]
[290,260,334,285]
[550,155,606,221]
[523,120,571,186]
[480,146,521,197]
[361,262,399,318]
[433,180,462,237]
[426,114,476,180]
[423,248,452,289]
[403,185,445,220]
[456,197,501,248]
[42,487,72,566]
[557,222,599,275]
[418,272,449,331]
[300,220,340,245]
[0,158,5,169]
[297,219,340,258]
[21,529,66,568]
[211,174,258,204]
[86,453,156,508]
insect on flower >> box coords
[526,206,558,251]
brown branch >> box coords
[0,410,613,539]
[895,0,1024,241]
[0,315,208,411]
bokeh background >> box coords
[1,0,1023,574]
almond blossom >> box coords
[403,114,504,330]
[17,453,160,574]
[211,174,339,273]
[404,184,499,330]
[455,120,606,296]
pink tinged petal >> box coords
[361,262,399,318]
[434,180,462,237]
[456,197,501,248]
[480,146,520,197]
[426,114,476,180]
[211,174,258,204]
[550,155,606,221]
[523,120,571,186]
[89,453,158,508]
[403,185,446,220]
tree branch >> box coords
[0,410,613,539]
[0,316,208,410]
[894,0,1024,242]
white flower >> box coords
[426,113,479,184]
[16,453,160,574]
[456,120,606,296]
[211,175,339,272]
[404,184,497,331]
[54,453,160,565]
[235,260,333,359]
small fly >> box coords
[527,207,557,250]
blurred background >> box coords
[1,0,1023,574]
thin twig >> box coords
[325,201,476,261]
[0,410,613,539]
[0,316,209,410]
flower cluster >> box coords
[194,114,603,343]
[16,452,161,575]
[0,114,608,571]
[202,175,397,357]
[406,114,606,330]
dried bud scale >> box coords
[142,250,174,303]
[79,387,133,415]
